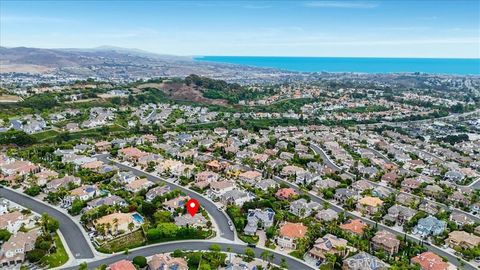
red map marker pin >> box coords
[186,198,200,217]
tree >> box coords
[69,199,86,215]
[280,258,288,269]
[209,244,222,252]
[78,262,88,270]
[25,185,41,196]
[0,229,11,242]
[245,247,255,259]
[40,213,59,234]
[26,249,46,262]
[128,222,134,232]
[133,256,147,268]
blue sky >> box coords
[1,0,479,58]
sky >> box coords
[1,0,479,58]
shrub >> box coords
[133,256,147,268]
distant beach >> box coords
[195,56,480,75]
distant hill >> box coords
[0,46,289,82]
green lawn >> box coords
[32,130,59,141]
[97,230,146,253]
[238,234,259,244]
[41,233,69,268]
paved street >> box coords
[65,240,315,270]
[97,155,236,241]
[0,187,95,259]
[308,144,477,269]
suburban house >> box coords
[371,230,400,256]
[447,231,480,249]
[108,259,136,270]
[125,178,154,193]
[384,205,417,225]
[118,147,148,163]
[356,196,384,215]
[194,171,219,189]
[117,171,137,184]
[340,219,367,236]
[86,195,127,210]
[243,208,275,235]
[163,196,190,213]
[93,212,143,235]
[289,198,320,218]
[174,214,208,228]
[276,222,308,249]
[239,170,262,185]
[275,188,297,200]
[147,254,188,270]
[315,209,339,222]
[307,234,348,263]
[146,185,172,202]
[411,252,450,270]
[413,215,447,238]
[63,185,98,206]
[342,252,389,270]
[334,188,358,204]
[220,190,254,206]
[207,180,236,199]
[0,229,41,267]
[46,175,81,191]
[0,211,30,233]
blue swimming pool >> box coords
[131,213,144,223]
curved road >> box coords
[96,155,236,241]
[64,240,314,270]
[0,187,95,259]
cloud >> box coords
[304,1,379,9]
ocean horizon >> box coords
[195,56,480,75]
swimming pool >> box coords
[131,213,144,223]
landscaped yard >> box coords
[41,233,69,268]
[32,130,59,141]
[238,234,259,244]
[97,230,146,253]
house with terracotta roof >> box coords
[125,178,154,193]
[33,169,58,186]
[94,212,143,235]
[340,219,367,236]
[0,211,30,233]
[147,254,188,270]
[0,229,40,267]
[276,222,307,249]
[239,170,262,185]
[411,252,450,270]
[447,231,480,249]
[118,147,148,163]
[108,259,136,270]
[371,230,400,256]
[275,188,297,200]
[356,196,383,215]
[194,171,219,189]
[46,175,81,191]
[63,184,98,206]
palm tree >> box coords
[128,222,134,232]
[260,250,270,266]
[113,218,119,234]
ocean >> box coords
[195,56,480,75]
